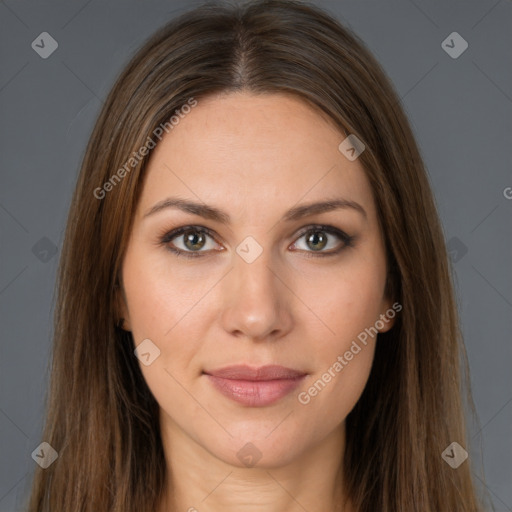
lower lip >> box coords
[205,374,306,407]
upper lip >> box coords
[204,364,307,381]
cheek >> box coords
[295,245,386,419]
[121,242,224,391]
[308,250,387,351]
[122,241,208,340]
[121,251,205,418]
[295,296,379,443]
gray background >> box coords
[0,0,510,510]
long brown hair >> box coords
[27,1,486,510]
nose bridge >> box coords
[220,243,292,340]
[235,247,277,298]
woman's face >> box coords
[119,92,394,469]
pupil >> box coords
[184,230,205,250]
[307,231,327,251]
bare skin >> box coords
[118,92,394,512]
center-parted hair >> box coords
[27,1,485,511]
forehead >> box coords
[138,92,376,222]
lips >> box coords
[203,365,307,407]
[205,364,306,381]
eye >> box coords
[159,224,354,259]
[160,226,222,258]
[289,225,354,257]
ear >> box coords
[377,297,400,333]
[115,278,132,332]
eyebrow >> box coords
[143,197,367,223]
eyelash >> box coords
[158,224,355,260]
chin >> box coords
[202,428,307,470]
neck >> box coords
[158,417,352,512]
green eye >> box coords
[305,230,328,251]
[160,226,220,258]
[181,229,208,251]
[290,225,354,256]
[160,224,354,259]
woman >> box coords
[27,0,486,510]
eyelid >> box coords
[159,224,217,243]
[289,224,354,255]
[158,225,223,258]
[158,223,354,258]
[293,224,351,242]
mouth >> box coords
[203,364,307,407]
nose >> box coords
[219,248,294,342]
